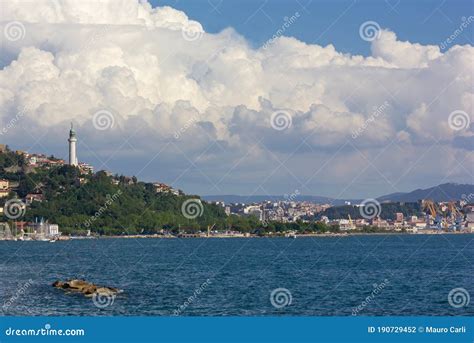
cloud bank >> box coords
[0,0,472,198]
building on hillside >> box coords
[466,212,474,231]
[395,212,404,222]
[27,155,38,165]
[122,177,135,185]
[153,182,180,195]
[371,218,389,228]
[153,182,171,193]
[0,179,9,190]
[25,193,44,205]
[247,208,263,221]
[339,219,354,230]
[355,218,369,227]
[79,162,94,174]
[27,154,65,168]
[79,177,89,185]
[0,189,9,198]
[48,159,65,166]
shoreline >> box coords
[2,231,472,242]
[66,231,474,240]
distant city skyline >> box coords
[0,0,472,198]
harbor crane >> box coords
[207,223,216,237]
[447,202,464,231]
[348,215,355,230]
[423,200,443,230]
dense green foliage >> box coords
[22,167,232,235]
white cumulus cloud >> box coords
[0,0,472,197]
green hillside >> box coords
[0,148,294,235]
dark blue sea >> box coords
[1,235,472,316]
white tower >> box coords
[68,123,78,166]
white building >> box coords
[47,224,59,236]
[28,220,60,238]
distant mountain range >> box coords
[203,183,474,205]
[376,183,474,203]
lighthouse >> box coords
[68,123,78,166]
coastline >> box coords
[2,230,471,242]
[79,231,473,239]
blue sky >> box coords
[155,0,473,55]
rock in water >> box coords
[52,279,120,298]
[52,281,64,288]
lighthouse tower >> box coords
[68,123,78,166]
